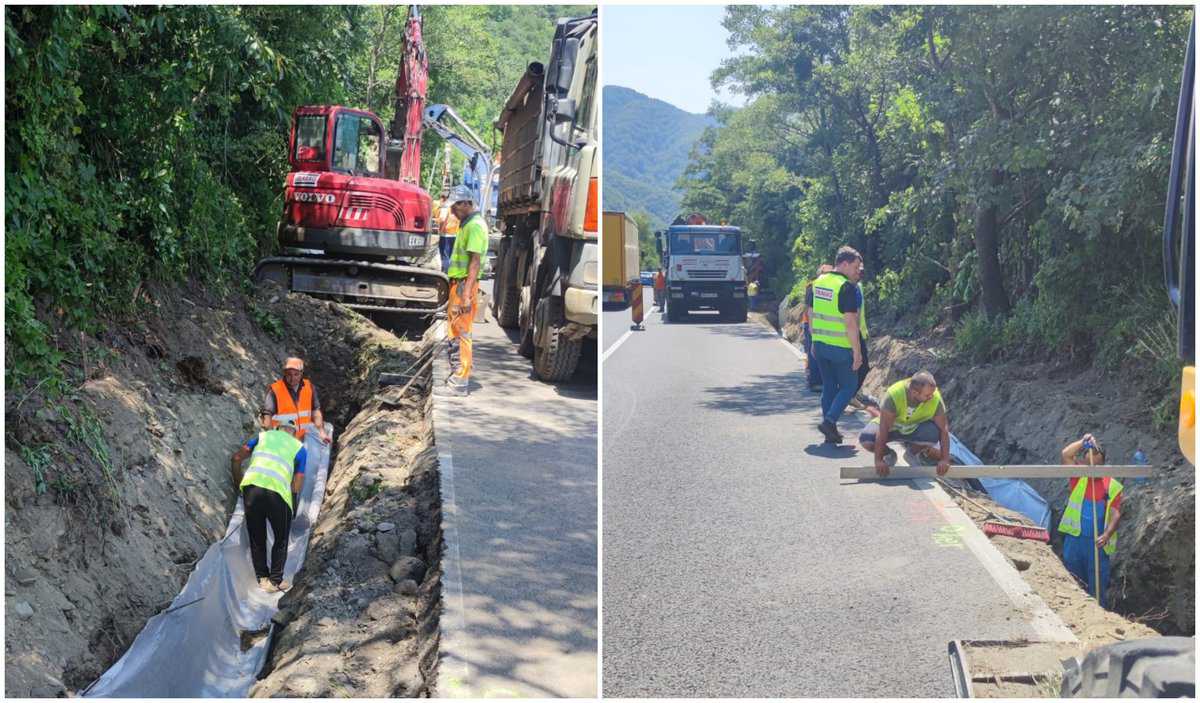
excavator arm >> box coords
[390,5,427,184]
[423,103,495,214]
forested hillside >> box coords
[5,4,588,393]
[602,86,715,227]
[681,6,1191,399]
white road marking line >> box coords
[602,329,633,363]
[431,340,473,694]
[915,478,1077,643]
[776,333,807,361]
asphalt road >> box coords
[435,281,597,698]
[602,305,1037,697]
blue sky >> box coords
[603,5,747,114]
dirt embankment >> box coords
[775,301,1195,637]
[4,281,435,697]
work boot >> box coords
[275,579,292,592]
[434,377,469,398]
[817,420,842,445]
[258,577,278,593]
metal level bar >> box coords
[841,465,1154,480]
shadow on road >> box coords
[442,360,597,697]
[803,443,859,459]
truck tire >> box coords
[495,246,520,328]
[667,299,684,323]
[1060,637,1195,698]
[731,301,748,323]
[533,298,581,381]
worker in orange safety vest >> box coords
[264,357,330,445]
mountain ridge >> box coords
[602,85,716,227]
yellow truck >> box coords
[602,211,640,310]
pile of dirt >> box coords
[775,301,1195,636]
[252,364,441,697]
[4,280,426,697]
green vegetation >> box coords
[629,210,660,271]
[603,86,716,227]
[680,6,1190,390]
[5,5,588,394]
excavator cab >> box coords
[254,104,447,319]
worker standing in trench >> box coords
[438,184,488,397]
[232,416,308,593]
[264,357,330,445]
[1059,433,1123,608]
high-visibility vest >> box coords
[748,281,759,296]
[241,430,302,511]
[810,272,852,348]
[887,378,945,435]
[1058,477,1122,555]
[448,212,487,279]
[271,379,314,441]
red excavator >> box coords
[254,7,449,318]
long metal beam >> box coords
[840,465,1154,480]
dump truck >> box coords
[655,214,749,323]
[602,211,640,310]
[492,11,599,382]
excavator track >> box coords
[254,256,449,315]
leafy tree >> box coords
[681,5,1190,385]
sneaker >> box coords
[258,577,278,593]
[882,447,898,466]
[856,393,880,409]
[275,579,292,592]
[434,379,468,398]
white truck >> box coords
[491,11,599,382]
[655,214,750,323]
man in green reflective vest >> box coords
[1059,433,1123,607]
[808,246,865,443]
[231,414,307,593]
[439,184,488,397]
[858,371,951,477]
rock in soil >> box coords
[389,557,427,584]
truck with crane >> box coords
[253,7,494,326]
[491,11,599,382]
[655,214,750,323]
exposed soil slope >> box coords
[4,281,427,696]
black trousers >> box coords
[855,336,870,393]
[243,485,292,583]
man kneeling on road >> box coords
[858,371,951,477]
[232,414,307,593]
[438,184,488,397]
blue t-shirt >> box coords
[244,437,307,476]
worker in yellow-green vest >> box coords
[748,280,760,311]
[231,414,307,593]
[1059,433,1123,608]
[438,184,488,397]
[803,264,835,392]
[808,246,865,444]
[858,372,952,477]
